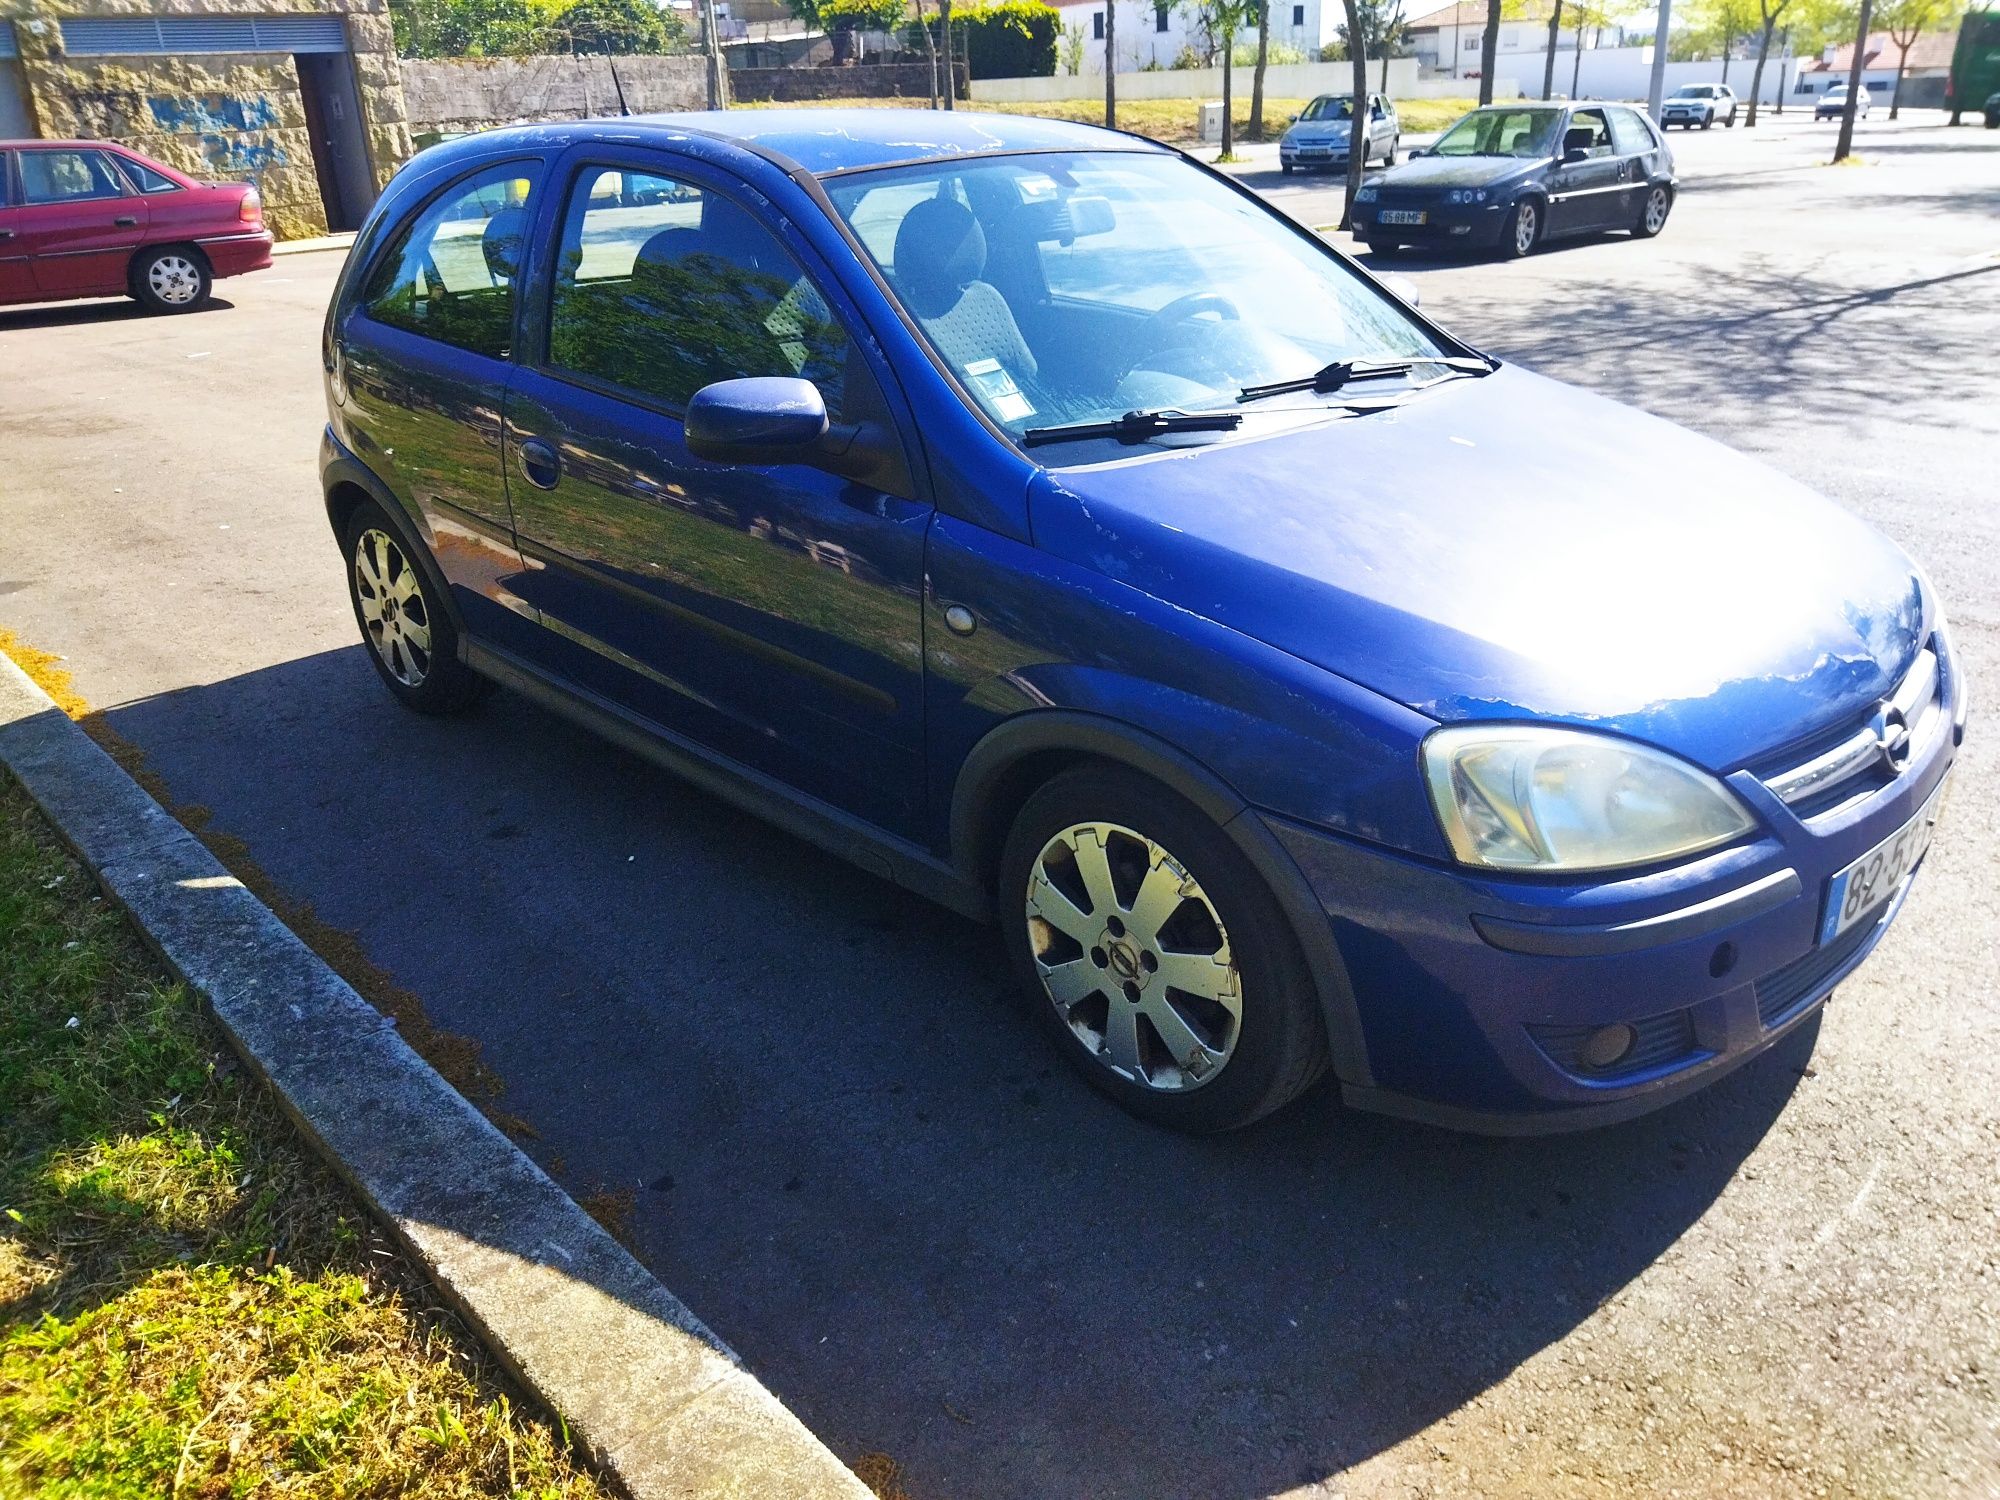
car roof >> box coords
[1,138,131,150]
[447,110,1166,178]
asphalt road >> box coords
[3,110,1997,1500]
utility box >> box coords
[1197,99,1225,143]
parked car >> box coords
[321,111,1962,1135]
[1352,102,1676,259]
[1985,88,2000,126]
[1279,93,1400,174]
[0,140,270,313]
[1661,82,1739,128]
[1816,84,1873,120]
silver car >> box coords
[1661,82,1739,129]
[1280,93,1400,174]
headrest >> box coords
[892,197,987,318]
[483,207,528,281]
[696,195,775,275]
[633,226,704,280]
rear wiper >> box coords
[1239,355,1493,404]
[1021,407,1244,447]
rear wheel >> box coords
[1634,183,1673,238]
[130,246,211,314]
[1000,765,1328,1133]
[1383,136,1399,165]
[1499,197,1541,259]
[342,500,491,715]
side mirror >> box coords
[1378,272,1420,307]
[686,377,828,465]
[1288,113,1299,123]
[685,376,907,490]
[1408,145,1431,158]
[1562,145,1589,164]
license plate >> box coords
[1378,209,1427,225]
[1818,777,1948,944]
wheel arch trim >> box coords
[950,709,1376,1089]
[320,442,471,640]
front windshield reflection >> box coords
[825,151,1446,440]
[1432,108,1563,158]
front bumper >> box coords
[1662,109,1711,126]
[1269,641,1965,1133]
[1354,199,1510,248]
[1281,141,1357,169]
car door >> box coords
[331,158,546,648]
[0,151,36,304]
[13,146,147,297]
[1604,106,1662,224]
[1545,107,1622,235]
[502,151,933,837]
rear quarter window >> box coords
[359,162,542,361]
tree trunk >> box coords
[1339,0,1369,230]
[1721,23,1732,83]
[1542,0,1563,98]
[916,0,940,108]
[1832,0,1872,162]
[1252,1,1270,137]
[1746,16,1774,125]
[1222,32,1236,156]
[1776,28,1790,112]
[1104,0,1116,127]
[1570,13,1585,97]
[1478,0,1501,105]
[940,0,955,107]
[1890,45,1909,117]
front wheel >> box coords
[1634,183,1673,238]
[1000,765,1329,1133]
[342,500,491,715]
[1701,115,1713,129]
[1499,198,1540,259]
[1383,136,1399,166]
[1281,162,1294,175]
[130,246,211,313]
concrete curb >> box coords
[272,231,357,257]
[0,654,872,1500]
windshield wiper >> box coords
[1238,355,1493,404]
[1020,407,1244,447]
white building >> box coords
[1405,0,1641,83]
[1050,0,1340,76]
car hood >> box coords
[1026,365,1927,771]
[1370,155,1542,191]
[1287,121,1354,140]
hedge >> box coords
[910,0,1059,79]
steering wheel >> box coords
[1141,291,1241,346]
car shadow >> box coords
[92,642,1815,1500]
[0,295,237,331]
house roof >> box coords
[1409,0,1558,31]
[1807,29,1957,72]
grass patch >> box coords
[0,776,611,1499]
[732,94,1479,145]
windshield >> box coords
[1299,96,1356,121]
[825,151,1449,443]
[1432,107,1563,157]
[1671,86,1710,98]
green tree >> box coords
[1337,0,1409,87]
[545,0,689,52]
[1744,0,1795,122]
[1879,0,1962,115]
[1685,0,1761,78]
[1196,0,1261,155]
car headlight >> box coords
[1355,186,1378,203]
[1422,725,1755,872]
[1445,188,1489,205]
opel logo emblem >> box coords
[1869,699,1913,773]
[1107,942,1140,981]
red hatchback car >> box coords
[0,140,273,314]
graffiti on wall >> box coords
[146,93,280,132]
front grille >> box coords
[1756,641,1944,821]
[1529,1007,1703,1081]
[1754,916,1878,1028]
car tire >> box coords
[1281,162,1294,174]
[1498,197,1541,259]
[1633,182,1673,238]
[1384,137,1399,165]
[999,764,1329,1133]
[1701,114,1713,129]
[341,499,491,715]
[129,245,212,314]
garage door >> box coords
[59,15,349,55]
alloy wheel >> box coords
[353,528,434,687]
[1024,821,1241,1092]
[1515,202,1538,255]
[1644,188,1670,234]
[147,254,204,306]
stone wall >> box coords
[730,60,966,102]
[401,54,715,140]
[0,0,412,240]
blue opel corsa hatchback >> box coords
[321,111,1962,1134]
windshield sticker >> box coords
[964,358,1035,423]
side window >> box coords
[18,149,128,204]
[1605,107,1654,156]
[546,165,859,420]
[118,156,184,194]
[361,163,540,361]
[1567,109,1614,157]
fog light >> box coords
[1450,224,1472,235]
[1578,1023,1636,1070]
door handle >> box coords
[114,215,139,227]
[517,437,562,490]
[0,230,13,242]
